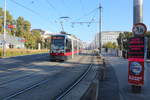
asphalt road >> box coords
[100,51,150,100]
[0,52,94,100]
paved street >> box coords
[0,52,96,100]
[99,51,150,100]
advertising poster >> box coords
[128,60,144,85]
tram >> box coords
[49,33,82,61]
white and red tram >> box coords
[49,34,82,61]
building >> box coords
[95,31,123,47]
[31,29,55,39]
[101,31,122,45]
[0,34,25,49]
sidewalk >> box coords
[98,62,120,100]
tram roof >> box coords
[51,33,80,40]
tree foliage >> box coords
[103,42,118,49]
[0,8,14,35]
[117,32,133,50]
[0,8,45,49]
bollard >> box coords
[100,58,106,81]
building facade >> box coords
[0,34,25,49]
[95,31,123,47]
[101,31,122,45]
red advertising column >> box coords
[128,23,147,88]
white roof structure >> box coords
[0,34,25,48]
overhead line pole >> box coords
[99,3,102,53]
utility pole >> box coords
[133,0,143,24]
[99,3,102,53]
[3,0,7,57]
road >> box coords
[0,51,96,100]
[100,51,150,100]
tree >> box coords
[103,42,118,49]
[0,8,48,49]
[24,20,31,32]
[117,32,133,50]
[16,16,25,37]
[0,8,14,34]
[31,30,42,49]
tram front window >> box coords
[51,36,65,50]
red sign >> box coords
[128,36,144,58]
[128,59,144,85]
[128,36,145,85]
[20,39,27,42]
[128,23,146,86]
[7,25,16,29]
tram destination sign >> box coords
[128,36,144,58]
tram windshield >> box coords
[51,36,65,50]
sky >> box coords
[0,0,150,42]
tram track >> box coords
[55,53,95,100]
[55,64,93,100]
[1,54,86,100]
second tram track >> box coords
[55,52,95,100]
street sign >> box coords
[132,23,147,35]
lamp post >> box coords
[3,0,7,57]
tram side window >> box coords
[66,39,72,52]
[74,40,77,50]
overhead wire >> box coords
[71,6,98,28]
[9,0,56,32]
[74,7,98,21]
[87,11,98,27]
[45,0,63,18]
[10,0,40,15]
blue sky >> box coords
[0,0,149,42]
